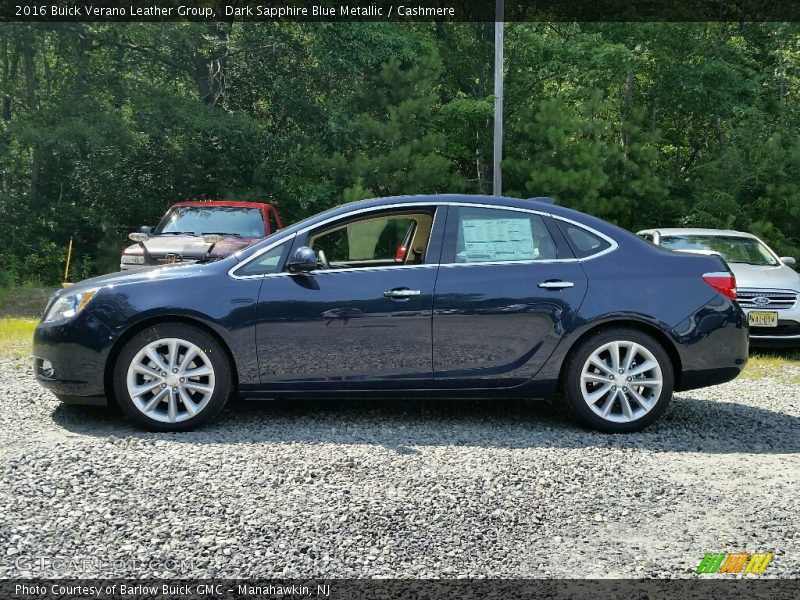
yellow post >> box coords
[63,238,73,286]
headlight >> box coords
[43,288,99,323]
[121,254,145,265]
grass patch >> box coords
[0,286,57,319]
[742,350,800,384]
[0,318,38,360]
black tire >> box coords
[562,328,674,433]
[112,323,232,432]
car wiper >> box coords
[158,231,197,236]
[204,232,244,238]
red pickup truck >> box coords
[120,200,283,270]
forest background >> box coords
[2,21,799,283]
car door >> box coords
[248,205,445,390]
[432,205,589,388]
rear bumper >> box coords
[671,296,749,391]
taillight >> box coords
[703,272,737,300]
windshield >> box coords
[154,206,265,237]
[660,234,778,266]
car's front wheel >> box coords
[112,323,232,431]
[563,328,674,433]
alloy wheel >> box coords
[125,337,215,423]
[579,340,663,424]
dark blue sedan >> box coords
[32,195,748,433]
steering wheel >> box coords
[316,249,330,270]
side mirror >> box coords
[287,246,317,273]
[129,226,153,243]
[780,256,796,268]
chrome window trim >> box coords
[230,203,445,279]
[443,209,619,267]
[551,215,619,262]
[440,258,579,268]
[228,233,296,280]
[229,201,618,279]
[258,263,440,280]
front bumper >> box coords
[739,288,800,347]
[32,311,115,400]
[748,318,800,346]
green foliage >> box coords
[325,55,466,199]
[1,21,800,283]
[0,270,13,288]
[505,96,669,230]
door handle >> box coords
[538,281,574,290]
[384,289,421,298]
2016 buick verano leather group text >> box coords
[32,195,748,433]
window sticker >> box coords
[458,218,535,262]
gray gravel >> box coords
[1,360,799,578]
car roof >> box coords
[233,193,646,264]
[325,193,563,215]
[172,200,275,210]
[637,227,757,238]
[267,194,619,242]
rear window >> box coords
[559,222,612,258]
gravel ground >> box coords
[1,359,798,579]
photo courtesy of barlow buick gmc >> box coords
[1,2,800,600]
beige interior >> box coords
[309,212,434,267]
[404,213,433,264]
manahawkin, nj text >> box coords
[16,583,332,597]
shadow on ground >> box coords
[50,391,800,455]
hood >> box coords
[728,262,800,291]
[58,262,214,299]
[122,234,256,258]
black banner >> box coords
[3,579,800,600]
[3,0,800,23]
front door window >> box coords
[308,211,434,269]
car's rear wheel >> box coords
[563,328,674,433]
[112,323,232,431]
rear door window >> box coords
[442,207,560,264]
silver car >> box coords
[637,228,799,346]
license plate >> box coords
[748,311,778,327]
